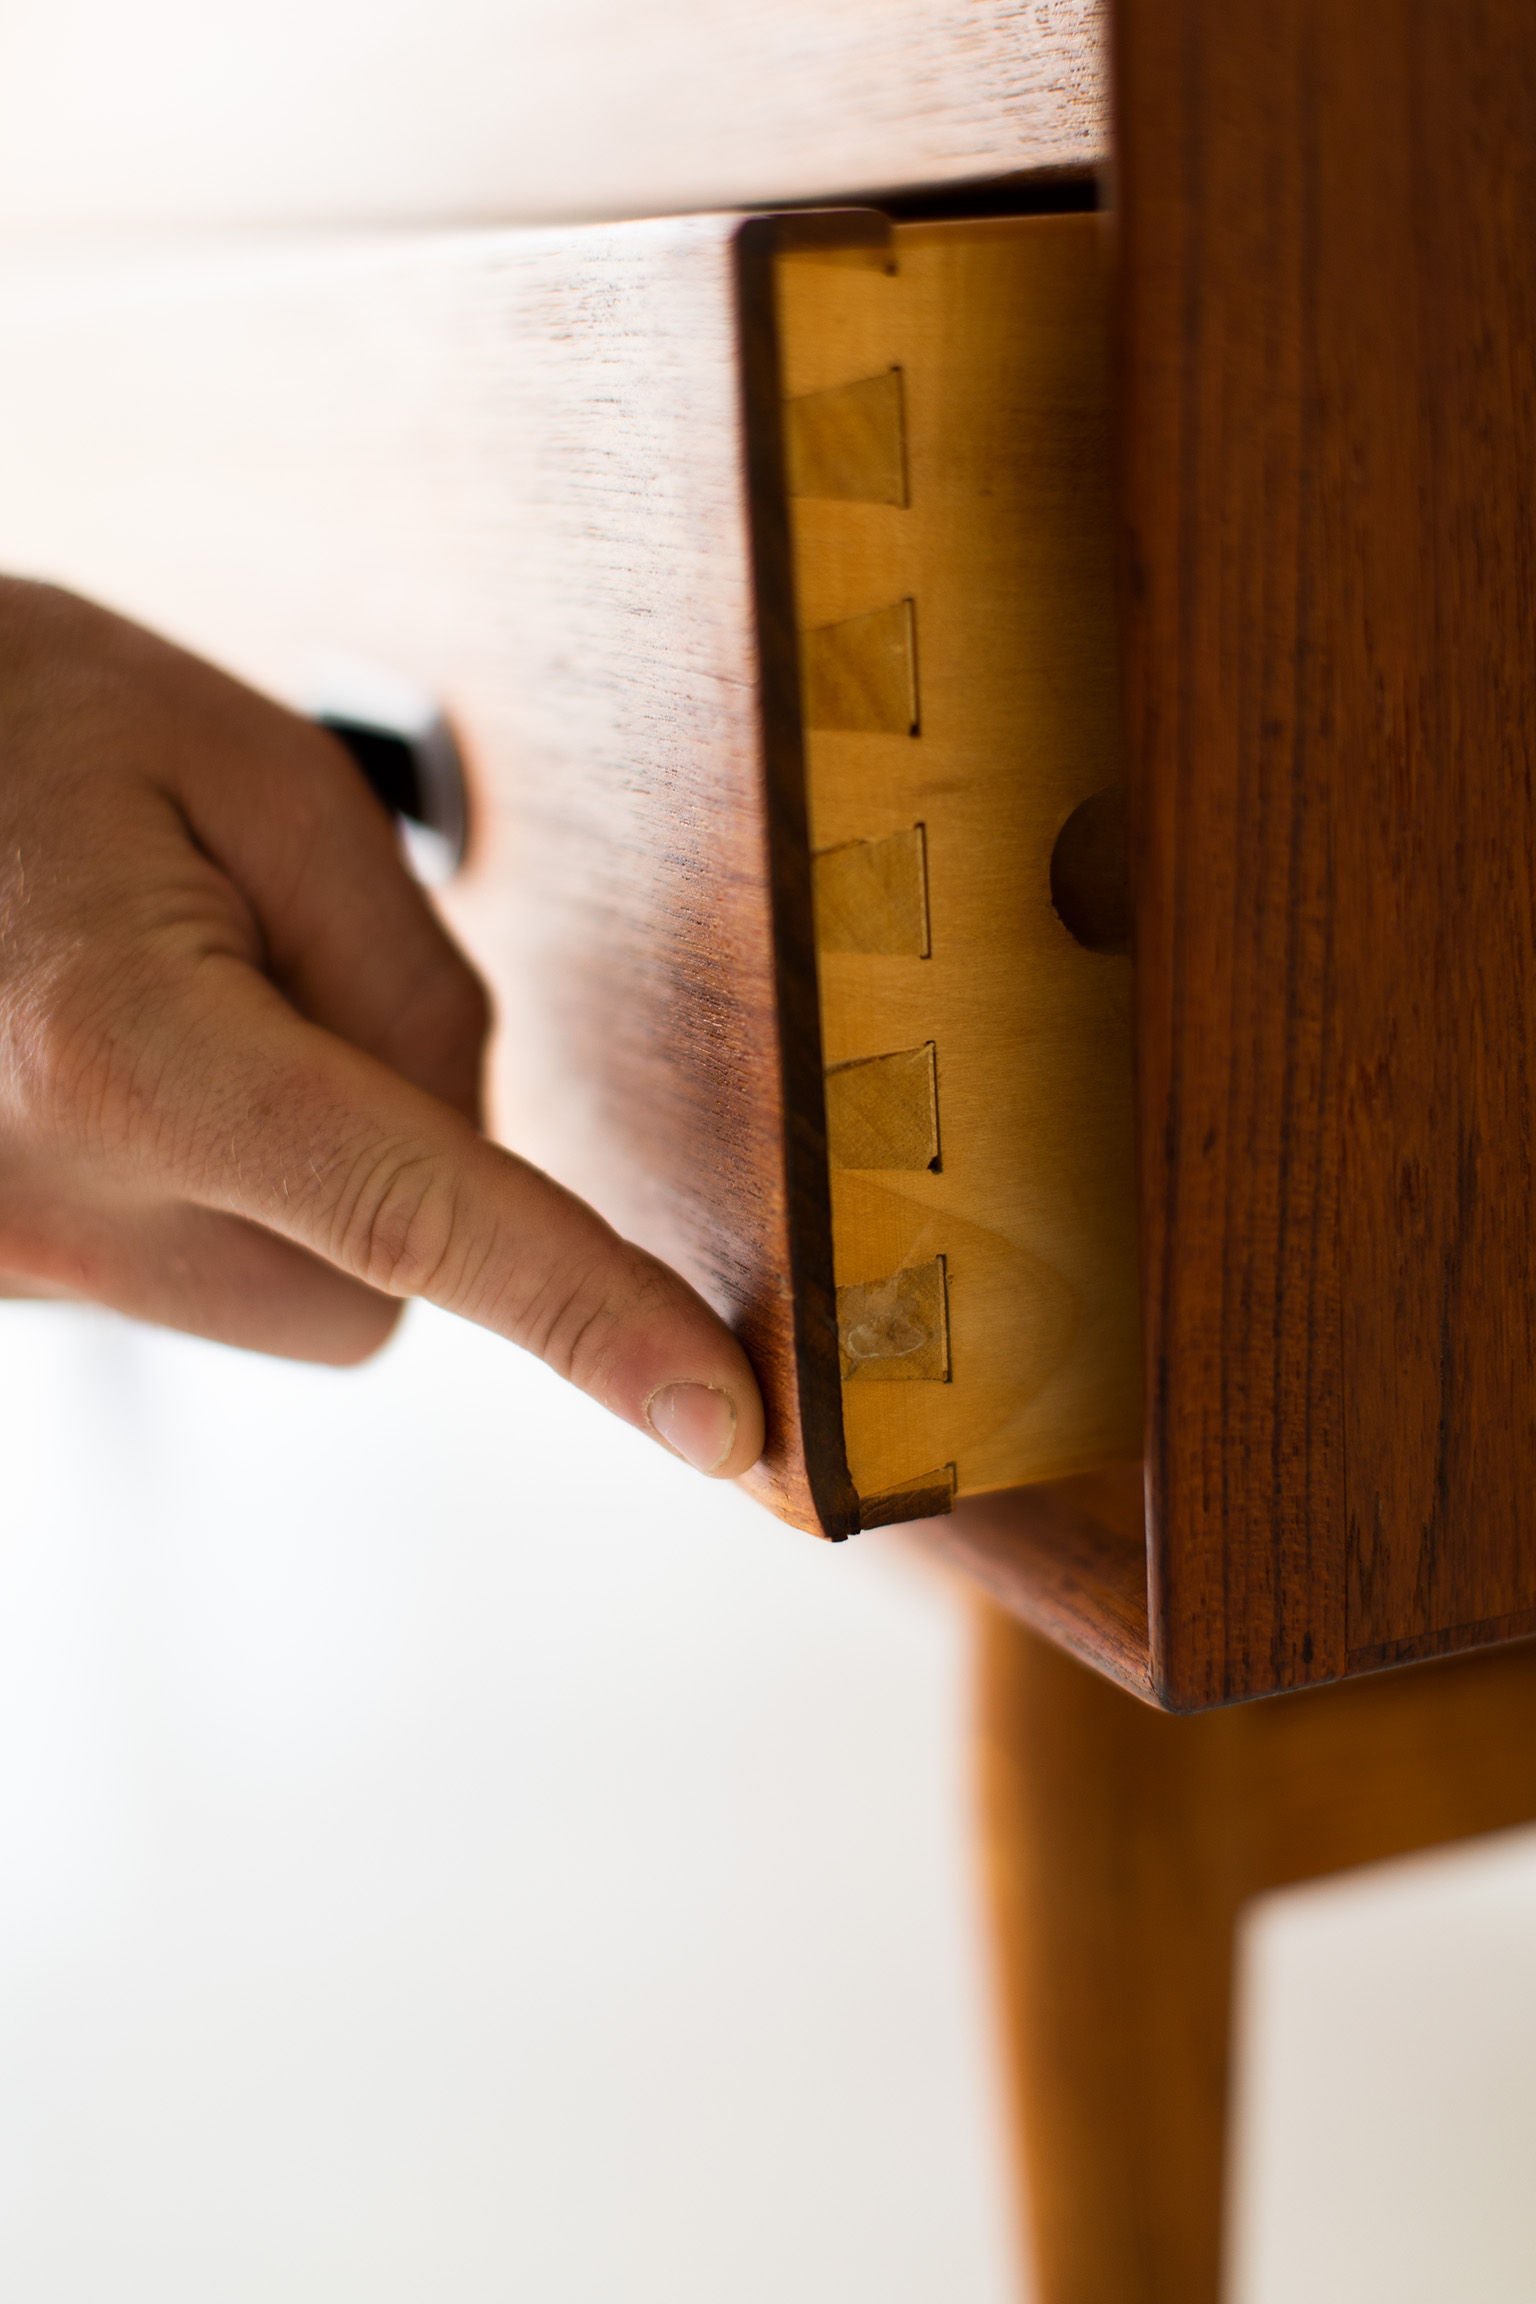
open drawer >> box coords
[0,211,1139,1546]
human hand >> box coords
[0,580,764,1478]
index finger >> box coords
[136,956,766,1479]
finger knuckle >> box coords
[514,1246,676,1390]
[335,1144,463,1300]
[2,945,158,1150]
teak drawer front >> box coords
[0,224,824,1527]
[0,215,1139,1548]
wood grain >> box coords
[813,827,931,956]
[0,223,855,1534]
[800,597,920,734]
[923,1468,1151,1695]
[782,216,1142,1519]
[979,1606,1536,2301]
[824,1044,940,1172]
[785,370,908,507]
[1115,0,1536,1704]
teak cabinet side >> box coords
[1120,0,1536,1706]
[946,0,1536,1709]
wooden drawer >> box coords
[0,211,1138,1540]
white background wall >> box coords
[1232,1834,1536,2303]
[1,1304,1535,2301]
[0,1305,1020,2302]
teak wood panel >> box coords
[0,2,1107,233]
[943,0,1536,1708]
[1110,0,1536,1705]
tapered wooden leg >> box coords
[975,1607,1536,2304]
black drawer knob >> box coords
[316,687,468,885]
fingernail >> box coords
[645,1382,738,1475]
